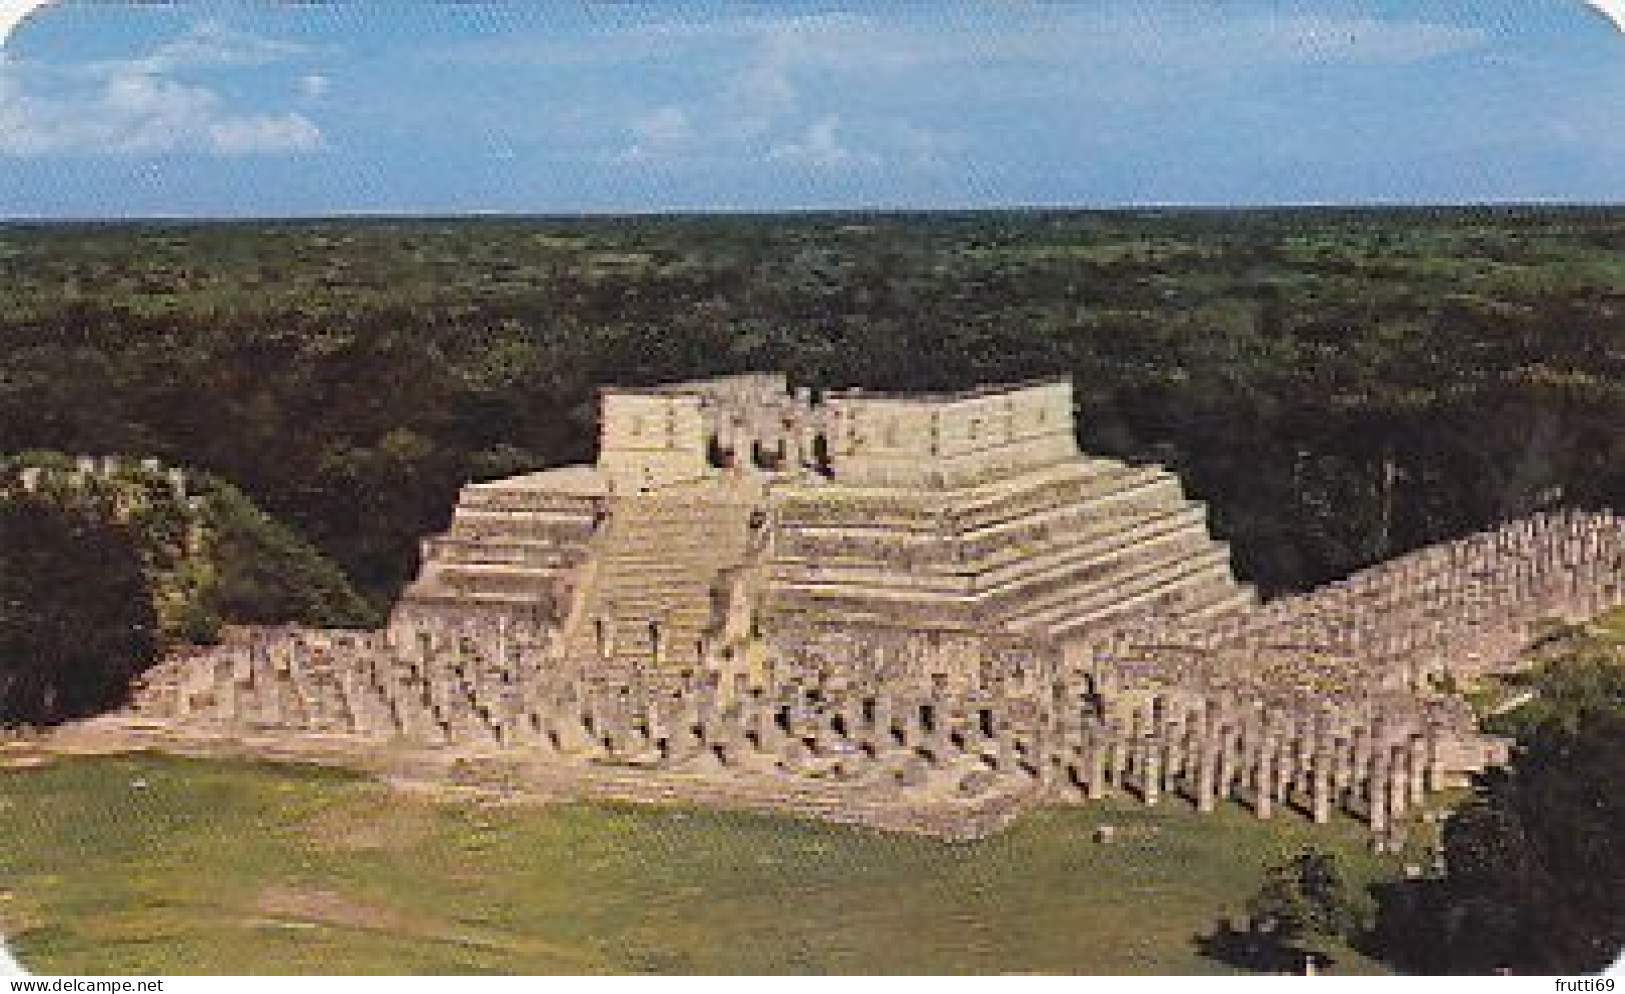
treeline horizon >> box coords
[10,202,1625,224]
[2,206,1621,610]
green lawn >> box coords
[1597,606,1625,641]
[0,754,1402,975]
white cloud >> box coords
[891,121,962,168]
[610,16,885,165]
[207,111,322,155]
[299,73,330,100]
[433,5,1494,178]
[0,21,323,156]
[723,20,811,139]
[134,19,313,73]
[1248,15,1489,65]
[634,105,691,147]
[0,62,323,155]
[768,115,874,169]
[616,105,696,162]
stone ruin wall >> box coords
[819,379,1079,489]
[593,375,1080,493]
[110,509,1625,847]
[8,456,214,638]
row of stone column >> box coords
[135,622,1472,847]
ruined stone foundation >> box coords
[88,374,1625,844]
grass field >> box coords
[1597,607,1625,640]
[0,754,1402,975]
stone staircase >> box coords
[564,485,759,671]
[395,475,598,620]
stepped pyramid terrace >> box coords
[393,373,1253,689]
[61,373,1625,845]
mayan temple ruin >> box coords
[101,373,1625,846]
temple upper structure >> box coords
[593,372,1080,491]
[394,373,1254,687]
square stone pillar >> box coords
[1214,729,1235,806]
[1086,741,1107,801]
[1369,764,1391,846]
[1254,740,1275,820]
[1387,744,1411,820]
[1195,741,1217,813]
[1408,737,1430,805]
[1311,753,1333,825]
[1142,743,1162,806]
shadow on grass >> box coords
[1193,918,1336,976]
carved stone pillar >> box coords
[1086,740,1107,801]
[1311,750,1332,825]
[1255,738,1275,820]
[1195,739,1217,813]
[1143,742,1162,806]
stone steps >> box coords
[774,464,1161,550]
[1004,543,1236,635]
[1177,586,1259,627]
[425,563,568,590]
[959,478,1194,567]
[1087,561,1243,632]
[423,539,583,569]
[443,511,595,541]
[765,508,1214,624]
[764,505,1205,613]
[999,523,1222,614]
[396,472,599,625]
[972,504,1209,597]
[566,493,758,667]
[775,473,1190,573]
[396,588,553,611]
[953,465,1170,537]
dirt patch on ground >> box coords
[0,891,44,938]
[249,885,601,971]
[299,798,438,854]
[253,885,418,934]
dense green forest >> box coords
[2,208,1622,606]
[0,455,373,726]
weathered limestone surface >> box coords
[89,375,1625,841]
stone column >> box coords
[1350,724,1372,809]
[1142,741,1162,806]
[1388,744,1411,821]
[1194,737,1217,813]
[1086,740,1107,801]
[748,701,784,755]
[1214,727,1235,807]
[870,695,895,744]
[1369,759,1391,847]
[1311,749,1332,825]
[1254,738,1275,820]
[1423,729,1446,794]
[1408,736,1429,805]
[1163,721,1187,783]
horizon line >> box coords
[5,198,1625,225]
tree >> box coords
[1369,628,1625,974]
[1246,848,1363,967]
[1198,848,1363,972]
[0,492,159,726]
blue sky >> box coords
[1,1,1622,217]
